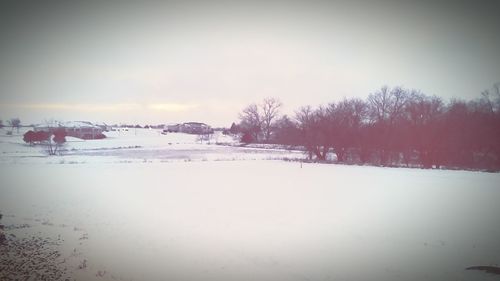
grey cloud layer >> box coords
[1,0,499,125]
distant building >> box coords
[34,121,104,140]
[164,123,181,133]
[96,122,111,132]
[163,122,213,134]
[180,122,213,134]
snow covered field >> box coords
[1,128,500,281]
[0,128,305,164]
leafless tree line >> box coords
[237,84,500,170]
[0,118,21,134]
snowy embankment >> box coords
[1,128,499,281]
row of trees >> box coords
[236,84,500,170]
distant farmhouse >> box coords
[164,123,181,133]
[34,121,106,140]
[164,122,213,135]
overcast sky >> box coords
[1,0,499,126]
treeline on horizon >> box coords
[232,84,500,171]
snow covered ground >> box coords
[0,128,305,164]
[1,128,500,281]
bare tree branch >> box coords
[261,98,282,142]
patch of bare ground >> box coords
[0,231,74,281]
[466,265,500,275]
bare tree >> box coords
[328,98,368,162]
[295,105,331,161]
[239,103,262,141]
[295,106,314,130]
[10,118,21,133]
[480,82,500,113]
[41,120,66,155]
[273,115,301,145]
[261,97,282,142]
[6,118,21,134]
[368,86,391,123]
[238,98,283,143]
[295,106,315,160]
[404,92,445,168]
[367,86,410,165]
[368,86,408,124]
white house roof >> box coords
[35,121,101,129]
[63,121,100,128]
[183,122,209,126]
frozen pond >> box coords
[1,160,500,281]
